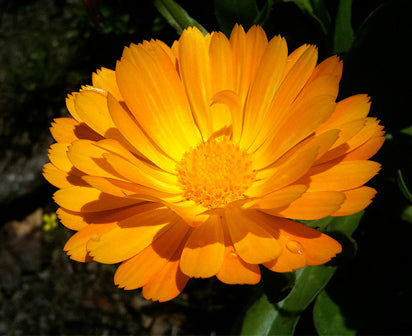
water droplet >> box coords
[229,248,237,258]
[91,234,100,242]
[286,240,303,254]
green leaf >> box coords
[333,0,355,54]
[400,125,412,137]
[239,265,338,335]
[282,0,331,35]
[397,169,412,202]
[237,213,364,335]
[313,290,357,335]
[298,216,333,231]
[253,0,274,27]
[401,205,412,223]
[324,211,363,237]
[153,0,207,35]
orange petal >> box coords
[210,90,242,143]
[299,160,381,192]
[248,45,318,154]
[209,31,236,95]
[58,203,146,231]
[230,25,268,105]
[86,204,178,264]
[50,118,103,143]
[107,93,177,173]
[246,184,307,209]
[43,163,87,189]
[103,152,181,193]
[247,145,319,197]
[216,245,261,285]
[64,222,116,262]
[114,219,190,291]
[332,186,377,216]
[240,35,288,149]
[318,94,371,132]
[48,143,77,173]
[260,215,341,272]
[117,40,201,156]
[178,27,213,139]
[307,55,343,85]
[225,207,281,264]
[316,119,383,164]
[82,175,178,200]
[253,94,336,168]
[180,215,225,278]
[92,67,123,101]
[74,89,116,137]
[53,186,141,212]
[263,191,345,220]
[67,139,125,179]
[65,93,83,122]
[142,256,189,302]
[341,134,385,161]
[56,207,88,231]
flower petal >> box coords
[43,163,87,189]
[318,94,371,132]
[178,27,213,139]
[261,216,341,272]
[216,245,261,285]
[225,207,281,264]
[341,135,385,161]
[64,222,116,262]
[74,89,116,137]
[92,67,123,101]
[240,35,288,149]
[103,151,181,194]
[142,256,189,302]
[53,186,141,212]
[248,45,318,153]
[107,93,177,173]
[253,93,336,168]
[50,118,103,143]
[86,204,178,264]
[246,184,307,209]
[116,43,199,158]
[180,215,225,278]
[83,175,179,201]
[299,160,381,192]
[67,139,125,179]
[230,25,268,105]
[247,145,319,197]
[56,207,88,231]
[263,191,346,220]
[332,186,377,216]
[48,143,79,174]
[114,219,190,290]
[209,31,236,95]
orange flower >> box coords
[43,25,384,302]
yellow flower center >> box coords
[177,138,256,208]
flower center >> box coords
[177,138,256,208]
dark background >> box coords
[1,0,411,334]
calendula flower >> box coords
[43,25,384,302]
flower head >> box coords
[44,25,384,302]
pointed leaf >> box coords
[153,0,207,35]
[313,290,357,335]
[333,0,354,54]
